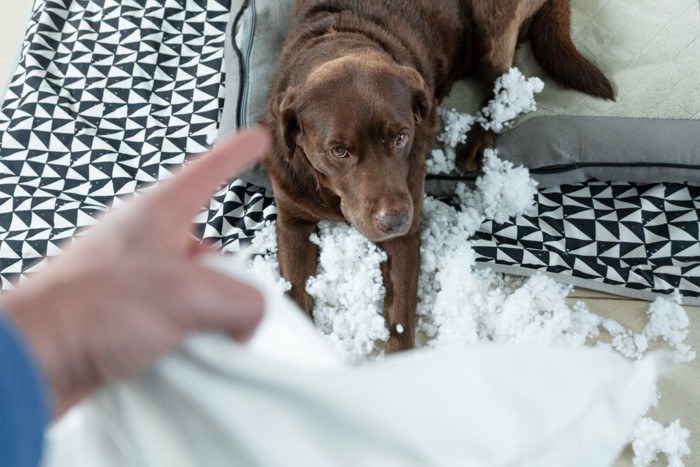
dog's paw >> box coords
[289,288,315,319]
[456,125,496,173]
[385,324,414,354]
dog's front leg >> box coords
[379,226,421,353]
[275,205,318,318]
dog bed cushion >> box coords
[222,0,700,190]
[211,0,700,304]
[2,0,700,306]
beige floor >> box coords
[0,4,32,94]
[568,289,699,466]
[1,1,698,466]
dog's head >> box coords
[270,53,435,242]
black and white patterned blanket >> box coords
[472,182,700,303]
[1,0,699,304]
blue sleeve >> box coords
[0,312,50,467]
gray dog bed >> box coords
[1,0,700,303]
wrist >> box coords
[1,279,90,417]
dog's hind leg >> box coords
[456,16,520,172]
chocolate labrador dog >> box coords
[262,0,613,353]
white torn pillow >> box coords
[42,256,673,467]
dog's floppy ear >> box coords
[270,86,300,157]
[398,66,433,124]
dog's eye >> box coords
[330,146,349,158]
[395,132,409,148]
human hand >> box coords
[0,128,270,416]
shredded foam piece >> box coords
[306,221,389,363]
[632,418,691,467]
[477,67,545,133]
[436,107,475,148]
[602,292,695,363]
[247,221,291,295]
[426,147,457,176]
[455,149,538,224]
[426,69,542,174]
[244,68,694,465]
[206,129,219,146]
[426,108,474,175]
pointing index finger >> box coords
[150,127,271,225]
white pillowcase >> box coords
[42,255,671,467]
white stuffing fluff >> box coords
[436,106,475,148]
[426,68,543,175]
[244,69,694,464]
[427,108,475,175]
[306,222,390,363]
[632,418,691,467]
[455,149,539,224]
[602,291,696,363]
[477,68,545,133]
[426,147,456,175]
[206,129,219,146]
[247,221,290,296]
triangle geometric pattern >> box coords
[193,180,276,254]
[471,182,700,300]
[2,1,700,302]
[0,0,243,289]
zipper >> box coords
[233,0,256,129]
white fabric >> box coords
[42,256,672,467]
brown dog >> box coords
[262,0,613,353]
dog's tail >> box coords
[530,0,614,100]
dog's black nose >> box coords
[376,210,409,234]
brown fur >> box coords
[457,0,615,171]
[262,0,613,353]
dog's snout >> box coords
[375,209,409,234]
